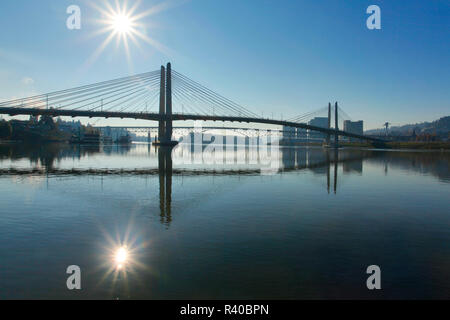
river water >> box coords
[0,142,449,299]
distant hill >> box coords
[366,116,450,138]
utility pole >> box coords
[384,122,390,136]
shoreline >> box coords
[278,141,450,151]
[3,140,449,152]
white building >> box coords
[308,117,329,140]
[344,120,364,141]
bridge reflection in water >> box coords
[1,140,450,300]
[1,142,449,228]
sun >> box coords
[115,246,128,264]
[85,0,177,70]
[111,14,132,34]
[114,246,129,270]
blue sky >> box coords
[0,0,448,129]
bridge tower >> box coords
[157,66,166,143]
[334,102,339,147]
[154,63,178,147]
[327,102,331,144]
[165,63,174,143]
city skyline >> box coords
[0,0,448,130]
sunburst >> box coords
[111,13,133,34]
[85,0,179,70]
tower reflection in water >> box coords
[2,141,450,299]
[0,141,377,228]
[158,147,173,226]
[154,144,370,227]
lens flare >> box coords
[85,0,179,70]
[112,14,132,34]
[115,247,128,265]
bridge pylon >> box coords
[153,63,179,147]
[326,102,331,145]
[334,102,339,148]
[155,65,166,144]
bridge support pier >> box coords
[153,63,179,147]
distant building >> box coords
[281,126,296,144]
[281,126,309,144]
[308,117,329,140]
[56,118,82,134]
[102,127,132,142]
[296,128,308,140]
[344,120,363,141]
[282,126,296,140]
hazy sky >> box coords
[0,0,448,129]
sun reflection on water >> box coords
[114,246,129,269]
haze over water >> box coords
[0,143,449,299]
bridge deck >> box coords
[0,107,385,143]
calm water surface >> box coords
[0,143,449,299]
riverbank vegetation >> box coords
[339,141,450,150]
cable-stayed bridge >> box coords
[0,63,384,145]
